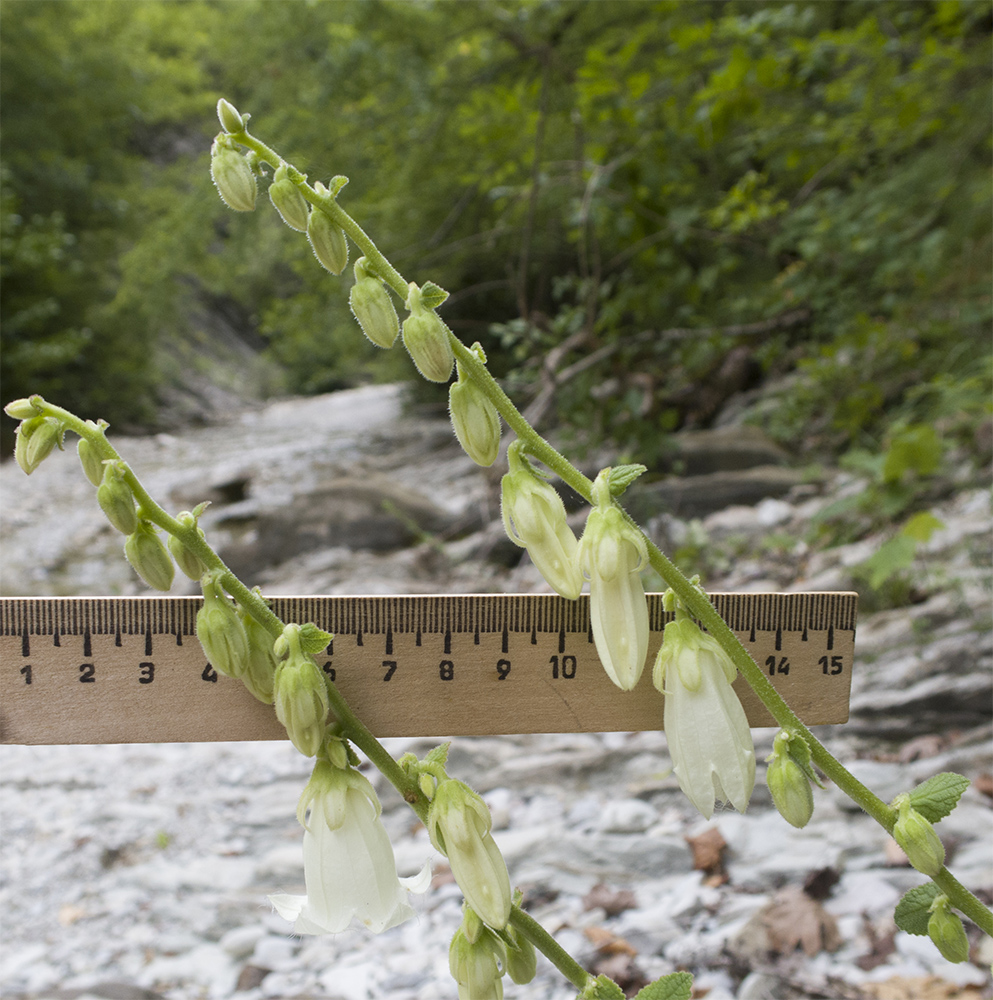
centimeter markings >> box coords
[0,593,857,744]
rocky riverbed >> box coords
[1,384,991,1000]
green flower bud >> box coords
[449,919,506,1000]
[500,442,582,600]
[97,461,138,535]
[268,164,309,232]
[307,207,348,275]
[766,742,814,829]
[167,512,207,580]
[196,573,249,679]
[77,438,105,488]
[273,624,330,757]
[216,98,245,134]
[402,283,454,383]
[238,606,277,704]
[927,895,969,963]
[505,924,537,985]
[428,779,511,930]
[450,364,501,467]
[4,397,40,419]
[892,793,945,877]
[14,416,61,475]
[124,522,175,592]
[210,140,256,212]
[349,258,399,348]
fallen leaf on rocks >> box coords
[686,826,727,885]
[761,885,842,957]
[235,965,270,992]
[859,975,986,999]
[803,866,840,901]
[884,836,910,867]
[855,916,896,971]
[584,925,638,956]
[583,882,638,916]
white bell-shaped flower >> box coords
[269,761,430,934]
[577,473,649,690]
[654,617,755,819]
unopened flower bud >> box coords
[273,624,330,757]
[210,140,256,212]
[927,895,969,963]
[892,793,945,877]
[450,365,501,467]
[269,164,309,232]
[97,461,138,535]
[428,779,511,930]
[77,438,105,487]
[124,522,175,592]
[307,208,348,275]
[216,98,245,134]
[402,283,454,383]
[196,573,249,679]
[4,398,39,420]
[349,258,399,348]
[14,416,60,475]
[766,741,814,829]
[505,925,537,985]
[500,442,582,600]
[238,606,277,704]
[449,916,507,1000]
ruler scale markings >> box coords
[0,593,856,744]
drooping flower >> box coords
[449,908,507,1000]
[577,471,649,690]
[428,779,511,930]
[500,441,582,600]
[269,760,430,934]
[654,617,755,819]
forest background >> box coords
[2,0,990,511]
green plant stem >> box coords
[214,129,993,937]
[508,906,591,991]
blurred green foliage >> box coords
[2,0,990,471]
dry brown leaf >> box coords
[973,773,993,800]
[583,925,638,956]
[762,885,842,957]
[897,734,945,762]
[583,882,638,916]
[860,975,986,1000]
[589,952,647,994]
[686,826,727,873]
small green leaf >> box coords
[424,741,451,768]
[578,975,627,1000]
[901,511,944,543]
[607,464,648,497]
[327,175,349,197]
[298,623,334,654]
[419,281,450,310]
[633,971,694,1000]
[894,882,942,935]
[908,772,970,823]
[858,534,917,589]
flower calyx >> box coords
[124,521,176,592]
[765,729,819,829]
[268,163,310,232]
[210,136,256,213]
[891,792,946,877]
[196,572,249,680]
[349,257,399,348]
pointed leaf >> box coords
[327,175,349,197]
[894,882,942,936]
[419,282,450,310]
[908,772,970,823]
[633,971,694,1000]
[425,742,451,768]
[607,464,647,497]
[299,623,335,654]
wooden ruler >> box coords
[0,593,857,744]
